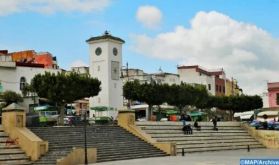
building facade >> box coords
[121,68,180,85]
[0,50,61,111]
[267,82,279,108]
[177,65,241,96]
[177,65,218,95]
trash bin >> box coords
[170,115,177,121]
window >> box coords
[276,93,279,105]
[114,83,117,88]
[216,85,218,92]
[208,84,211,90]
[98,97,101,103]
[223,86,225,93]
[20,77,26,90]
[97,65,100,71]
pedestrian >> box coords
[194,120,201,131]
[180,113,187,126]
[212,116,218,131]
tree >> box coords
[123,81,167,120]
[166,83,199,114]
[208,95,263,120]
[31,72,101,125]
[0,90,23,122]
[0,90,23,105]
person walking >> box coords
[194,120,201,131]
[180,113,187,126]
[212,116,218,131]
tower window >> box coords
[208,84,211,90]
[97,65,100,71]
[20,77,26,90]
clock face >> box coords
[95,47,102,56]
[113,47,118,56]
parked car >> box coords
[64,116,82,126]
[250,120,279,130]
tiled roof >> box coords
[86,32,125,43]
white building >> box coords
[178,65,216,95]
[121,68,180,85]
[86,32,124,118]
[0,61,61,110]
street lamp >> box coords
[83,109,88,165]
[120,62,130,108]
[120,62,129,80]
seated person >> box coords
[262,121,268,130]
[182,124,193,134]
[194,120,201,131]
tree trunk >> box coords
[229,109,233,121]
[147,104,152,121]
[58,103,66,125]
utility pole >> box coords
[83,109,88,165]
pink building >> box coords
[268,82,279,108]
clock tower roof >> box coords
[86,31,125,43]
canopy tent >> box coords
[256,111,279,122]
[257,111,279,117]
[187,111,207,121]
[234,110,254,120]
[90,106,117,119]
[164,109,179,115]
[90,106,114,111]
[34,105,56,111]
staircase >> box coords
[0,126,31,165]
[136,121,265,155]
[30,125,168,164]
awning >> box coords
[34,105,55,111]
[90,106,114,111]
[240,114,253,120]
[188,111,206,117]
[257,111,279,117]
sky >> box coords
[0,0,279,95]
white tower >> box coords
[86,31,124,116]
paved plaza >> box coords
[93,149,279,165]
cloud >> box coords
[136,5,162,29]
[132,11,279,95]
[0,0,111,16]
[70,60,88,68]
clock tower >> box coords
[86,31,124,115]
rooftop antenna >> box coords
[104,30,110,35]
[158,66,163,73]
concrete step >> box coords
[0,148,25,155]
[176,138,258,145]
[177,141,261,149]
[97,152,167,162]
[0,154,29,161]
[136,121,241,126]
[177,144,264,153]
[0,144,19,149]
[156,135,254,142]
[0,132,7,137]
[144,130,248,134]
[97,148,164,156]
[0,159,32,165]
[150,132,250,138]
[139,126,244,130]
